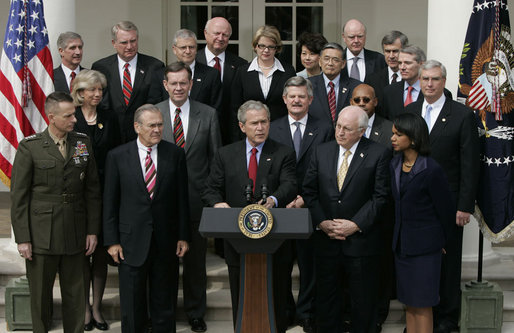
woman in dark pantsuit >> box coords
[71,69,121,331]
[390,113,454,333]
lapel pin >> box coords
[267,158,271,161]
[231,65,235,69]
[139,69,145,74]
[341,88,347,93]
[98,123,103,129]
[374,131,379,136]
[196,78,202,82]
[308,132,313,136]
[360,153,364,158]
[442,118,446,122]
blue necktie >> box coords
[293,122,302,159]
[424,105,433,132]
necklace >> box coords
[85,114,97,124]
[258,62,274,70]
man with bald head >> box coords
[197,17,248,144]
[303,106,391,332]
[342,19,386,82]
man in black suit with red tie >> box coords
[308,43,361,127]
[92,21,165,143]
[303,106,391,333]
[203,100,297,333]
[103,104,190,333]
[406,60,479,333]
[196,17,248,145]
[341,19,386,82]
[269,76,334,333]
[365,31,409,115]
[53,32,85,93]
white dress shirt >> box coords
[169,98,190,141]
[337,139,359,171]
[205,48,225,81]
[388,67,400,84]
[247,57,285,99]
[322,73,341,106]
[137,137,158,177]
[118,54,138,89]
[346,49,366,81]
[61,64,81,90]
[403,80,421,103]
[422,94,446,133]
[289,114,308,139]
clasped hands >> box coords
[319,219,360,240]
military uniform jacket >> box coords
[11,128,102,255]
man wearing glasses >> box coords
[308,42,360,127]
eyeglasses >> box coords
[257,44,277,51]
[352,97,371,103]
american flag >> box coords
[0,0,53,187]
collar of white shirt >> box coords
[346,48,365,62]
[247,57,285,73]
[205,48,226,65]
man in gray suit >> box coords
[155,61,222,333]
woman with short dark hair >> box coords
[296,32,328,78]
[390,113,454,333]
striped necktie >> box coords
[123,63,132,106]
[174,108,185,148]
[145,147,156,199]
[328,81,336,122]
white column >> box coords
[426,0,494,263]
[42,0,76,66]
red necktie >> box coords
[404,86,414,107]
[328,81,336,122]
[145,148,156,199]
[123,63,132,106]
[70,72,76,92]
[173,108,185,148]
[391,73,398,83]
[213,56,222,74]
[248,148,258,192]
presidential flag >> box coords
[458,0,514,242]
[0,0,53,187]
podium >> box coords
[199,207,312,333]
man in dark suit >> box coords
[103,104,190,333]
[406,60,479,333]
[302,106,391,333]
[170,29,222,114]
[11,92,101,333]
[155,62,222,333]
[196,17,248,145]
[365,31,409,114]
[382,45,426,120]
[269,76,334,333]
[92,21,165,143]
[53,32,85,93]
[350,83,394,332]
[203,100,297,333]
[341,19,386,82]
[309,42,361,127]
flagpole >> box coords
[477,230,483,283]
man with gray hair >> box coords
[53,31,84,93]
[166,29,222,115]
[92,20,165,143]
[382,45,427,120]
[269,76,334,332]
[197,17,247,145]
[365,31,409,112]
[341,19,386,82]
[303,105,391,333]
[406,60,479,333]
[309,42,361,126]
[203,100,297,333]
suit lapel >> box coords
[160,102,174,143]
[255,140,274,191]
[267,70,283,102]
[129,141,151,200]
[429,100,451,144]
[299,118,318,161]
[191,65,206,100]
[109,57,125,108]
[275,117,294,148]
[185,102,200,153]
[313,76,331,120]
[153,142,169,198]
[336,75,352,114]
[131,56,148,106]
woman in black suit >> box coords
[71,69,121,331]
[390,113,454,333]
[231,25,295,139]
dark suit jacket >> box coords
[308,73,361,126]
[343,48,387,82]
[103,140,190,267]
[91,53,165,143]
[73,107,121,186]
[406,98,479,213]
[156,99,222,221]
[390,155,454,255]
[196,49,248,144]
[203,139,297,208]
[383,80,454,121]
[53,65,85,93]
[369,114,393,148]
[365,67,391,115]
[269,114,334,193]
[231,61,296,137]
[302,138,391,256]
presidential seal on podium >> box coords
[238,204,274,239]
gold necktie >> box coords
[337,150,351,191]
[57,140,66,158]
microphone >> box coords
[261,183,269,203]
[245,179,254,204]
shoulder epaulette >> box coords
[24,133,40,141]
[74,131,88,137]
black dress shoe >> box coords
[189,318,207,332]
[84,321,94,331]
[298,318,315,333]
[93,318,109,331]
[434,321,458,333]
